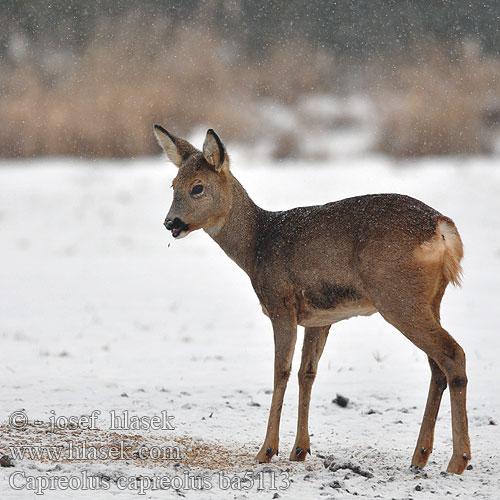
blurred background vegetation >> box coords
[1,0,500,158]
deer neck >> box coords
[205,173,266,277]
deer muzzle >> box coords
[164,217,189,238]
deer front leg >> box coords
[256,316,297,463]
[290,325,330,461]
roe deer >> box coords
[154,125,470,474]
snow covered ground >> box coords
[0,150,499,499]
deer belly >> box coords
[298,299,377,327]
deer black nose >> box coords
[164,219,174,230]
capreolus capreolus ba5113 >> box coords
[154,125,470,474]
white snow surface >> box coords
[0,152,499,499]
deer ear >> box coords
[154,125,197,168]
[203,129,228,172]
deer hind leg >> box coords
[290,325,330,461]
[377,304,470,474]
[411,279,449,468]
[411,356,447,468]
[256,316,297,463]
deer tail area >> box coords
[438,218,464,287]
[415,217,464,288]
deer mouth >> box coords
[165,218,190,238]
[172,225,189,238]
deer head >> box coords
[154,125,232,239]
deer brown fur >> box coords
[154,125,470,474]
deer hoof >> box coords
[255,445,276,463]
[290,445,308,461]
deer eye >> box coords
[190,184,203,196]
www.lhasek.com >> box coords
[8,442,181,461]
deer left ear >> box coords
[203,129,228,172]
[153,125,198,168]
